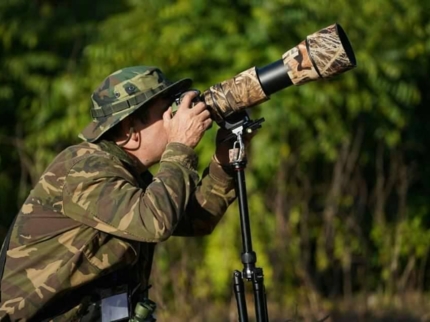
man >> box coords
[0,66,240,321]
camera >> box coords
[172,23,356,128]
[171,89,202,116]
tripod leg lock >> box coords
[241,251,258,280]
[241,251,256,264]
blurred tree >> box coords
[0,0,129,229]
[1,0,430,320]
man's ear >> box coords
[116,116,137,147]
[129,117,141,143]
[124,117,140,136]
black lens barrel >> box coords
[256,59,293,96]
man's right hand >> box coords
[163,91,212,148]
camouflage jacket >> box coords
[0,140,236,321]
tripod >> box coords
[221,112,269,322]
[222,113,332,322]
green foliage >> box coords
[1,0,430,319]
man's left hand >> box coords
[214,128,256,166]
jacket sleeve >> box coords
[63,142,207,242]
[172,153,237,237]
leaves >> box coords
[1,0,430,319]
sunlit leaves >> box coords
[1,0,430,317]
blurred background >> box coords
[1,0,430,321]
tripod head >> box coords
[220,111,265,164]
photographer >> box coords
[0,66,242,321]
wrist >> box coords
[210,155,235,182]
[214,150,231,166]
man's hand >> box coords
[214,128,257,166]
[163,91,212,148]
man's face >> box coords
[134,97,172,166]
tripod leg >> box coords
[233,270,248,322]
[252,268,269,322]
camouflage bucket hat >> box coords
[79,66,192,142]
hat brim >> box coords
[79,78,193,143]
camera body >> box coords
[171,89,202,116]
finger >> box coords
[203,118,213,130]
[163,106,172,121]
[190,101,207,115]
[195,108,211,121]
[179,91,199,110]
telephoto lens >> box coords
[200,23,356,124]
